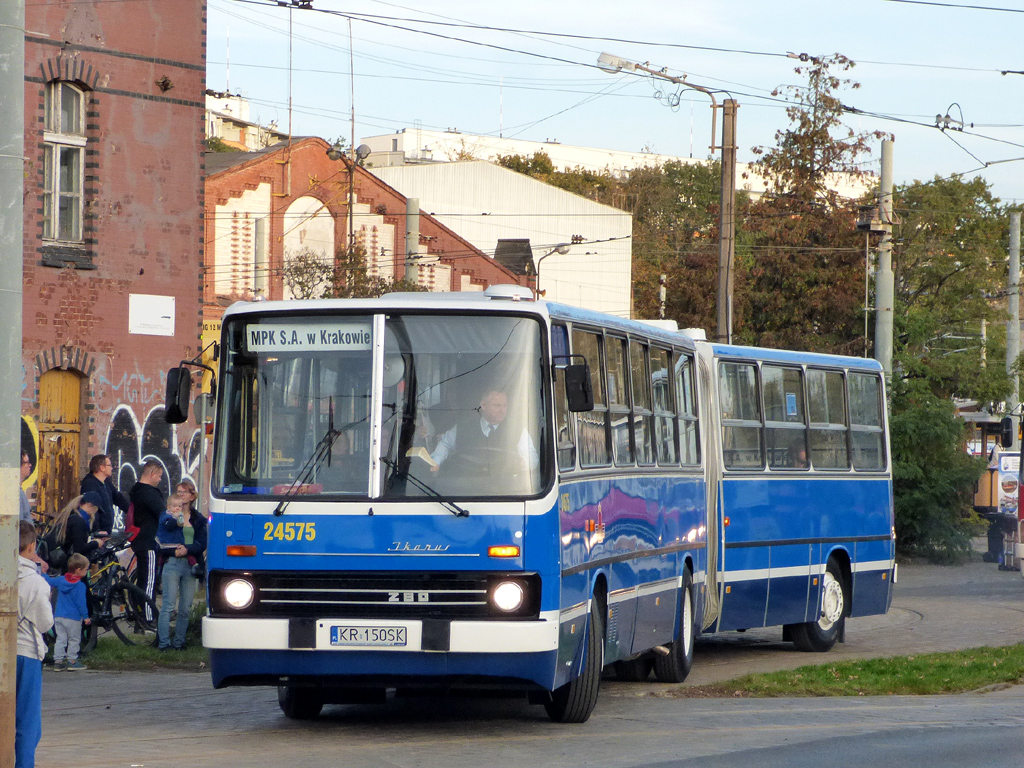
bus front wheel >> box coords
[653,569,695,683]
[545,598,604,723]
[278,685,324,720]
[790,560,846,652]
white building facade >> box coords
[362,127,872,201]
[372,161,632,317]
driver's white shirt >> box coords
[430,415,538,469]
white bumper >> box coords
[203,610,559,654]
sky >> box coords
[206,0,1024,206]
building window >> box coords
[43,82,86,242]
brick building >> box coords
[21,1,207,520]
[204,136,524,314]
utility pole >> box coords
[873,140,895,379]
[0,0,25,756]
[717,99,738,343]
[1008,210,1021,443]
[405,198,420,285]
[595,54,736,335]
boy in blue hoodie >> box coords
[44,552,91,671]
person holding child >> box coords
[43,552,92,671]
[156,491,208,650]
[17,520,54,768]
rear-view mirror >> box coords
[564,363,594,412]
[1000,416,1014,448]
[164,366,191,424]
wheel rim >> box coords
[818,571,844,629]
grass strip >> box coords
[670,644,1024,698]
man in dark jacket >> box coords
[81,454,130,536]
[129,460,166,622]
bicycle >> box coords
[82,533,160,651]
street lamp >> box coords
[326,141,372,255]
[533,243,571,298]
[598,53,737,342]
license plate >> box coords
[330,625,407,647]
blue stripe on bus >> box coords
[209,648,558,690]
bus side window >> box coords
[675,353,700,466]
[651,347,676,465]
[762,365,808,469]
[573,329,611,467]
[849,373,885,470]
[630,340,655,466]
[606,336,633,466]
[719,361,763,469]
[807,369,849,469]
[551,324,577,472]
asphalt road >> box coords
[33,554,1024,768]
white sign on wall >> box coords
[128,294,175,337]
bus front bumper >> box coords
[203,611,560,654]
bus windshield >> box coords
[214,311,550,500]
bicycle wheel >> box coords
[105,581,159,645]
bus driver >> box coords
[430,389,538,483]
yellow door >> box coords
[37,369,82,521]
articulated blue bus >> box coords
[166,285,894,722]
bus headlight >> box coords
[224,579,255,609]
[491,581,525,612]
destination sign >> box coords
[246,323,372,352]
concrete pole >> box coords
[716,100,738,344]
[1008,211,1021,442]
[405,198,419,285]
[0,0,25,756]
[874,140,895,378]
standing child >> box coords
[18,519,54,768]
[44,552,92,671]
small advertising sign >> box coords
[997,452,1020,515]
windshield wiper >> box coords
[379,457,470,518]
[273,402,366,516]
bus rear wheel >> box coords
[653,570,695,683]
[545,599,604,723]
[278,685,324,720]
[791,560,846,652]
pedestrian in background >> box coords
[20,451,34,524]
[157,492,207,650]
[44,552,92,671]
[80,453,130,536]
[17,520,54,768]
[129,460,166,623]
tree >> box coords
[887,175,1011,561]
[738,54,883,354]
[281,247,334,299]
[281,245,427,300]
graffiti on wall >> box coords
[96,364,164,414]
[21,415,39,489]
[105,403,200,503]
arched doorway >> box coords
[37,368,84,520]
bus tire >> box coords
[615,656,653,682]
[545,599,604,723]
[653,569,695,683]
[278,685,324,720]
[791,559,846,652]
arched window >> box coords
[43,82,86,242]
